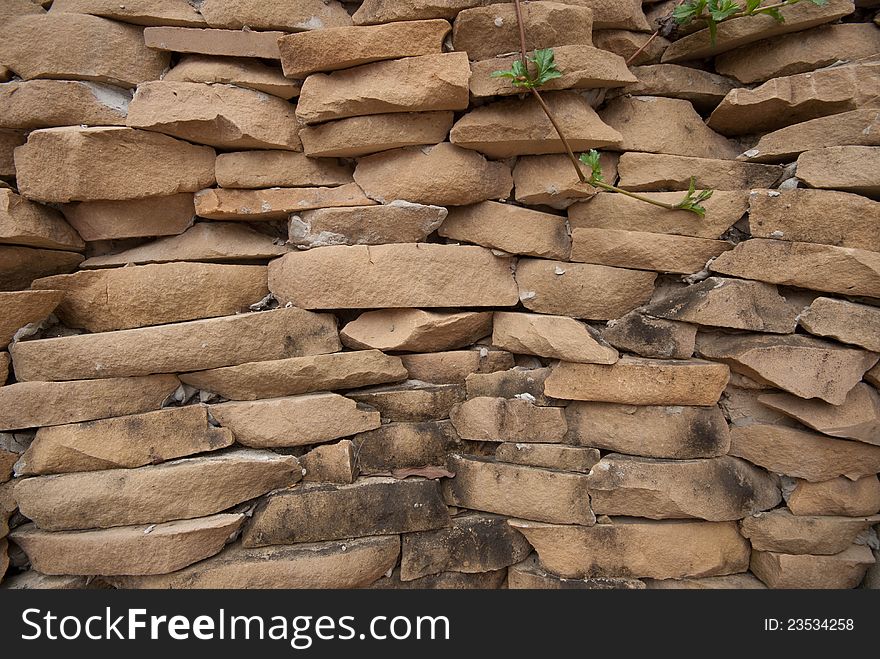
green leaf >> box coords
[744,0,763,12]
[673,178,713,217]
[673,0,707,25]
[709,0,741,21]
[491,59,534,88]
[579,150,604,185]
[807,0,828,5]
[759,6,785,21]
[529,48,563,87]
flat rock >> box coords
[443,454,595,525]
[617,153,782,192]
[194,184,376,220]
[15,127,215,203]
[787,476,880,516]
[0,247,83,291]
[709,62,880,136]
[279,19,449,78]
[400,350,514,384]
[798,145,880,196]
[565,402,730,459]
[243,478,448,547]
[569,190,749,239]
[10,307,340,381]
[269,244,518,309]
[15,449,299,531]
[618,64,737,112]
[0,572,96,590]
[301,440,357,484]
[81,222,288,267]
[544,357,730,406]
[515,258,656,320]
[0,375,179,431]
[601,311,697,360]
[729,424,880,482]
[710,239,880,299]
[492,311,618,364]
[450,397,567,443]
[801,297,880,354]
[715,23,880,84]
[15,405,233,476]
[341,309,491,352]
[510,518,749,579]
[751,545,875,589]
[643,277,798,333]
[165,55,299,99]
[0,80,130,130]
[208,394,380,448]
[508,555,646,589]
[0,13,170,87]
[352,420,461,474]
[450,91,622,159]
[401,513,532,581]
[740,508,880,555]
[496,443,600,473]
[465,366,558,406]
[352,0,491,24]
[643,574,766,589]
[198,0,351,32]
[371,567,506,590]
[180,350,407,401]
[126,81,300,150]
[0,290,62,349]
[10,514,243,575]
[112,536,400,589]
[60,194,196,241]
[347,381,465,422]
[296,53,470,125]
[470,45,635,98]
[696,333,878,405]
[144,27,285,60]
[215,151,351,189]
[49,0,205,26]
[289,202,447,249]
[512,152,617,209]
[600,96,739,159]
[593,30,670,66]
[353,143,512,206]
[300,111,454,158]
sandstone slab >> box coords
[61,194,196,241]
[798,146,880,196]
[301,440,357,484]
[0,80,130,130]
[0,247,83,291]
[400,350,514,384]
[450,397,567,443]
[601,311,697,360]
[512,152,617,209]
[348,381,466,422]
[166,55,301,99]
[617,153,782,191]
[341,309,491,352]
[352,420,461,474]
[801,297,880,352]
[509,555,646,589]
[49,0,205,26]
[144,27,285,59]
[0,290,63,349]
[215,151,352,189]
[194,184,376,220]
[495,443,600,473]
[371,567,505,590]
[751,545,875,589]
[466,366,558,406]
[787,476,880,516]
[593,30,670,66]
[619,64,737,112]
[198,0,351,32]
[492,311,618,364]
[643,574,766,589]
[741,508,880,555]
[0,190,82,251]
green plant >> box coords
[674,0,829,43]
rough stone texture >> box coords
[208,394,380,448]
[15,127,215,203]
[801,297,880,352]
[144,27,285,60]
[508,555,646,589]
[30,262,266,332]
[296,53,470,125]
[269,244,518,309]
[354,143,513,206]
[16,450,299,531]
[619,64,738,112]
[515,258,657,321]
[600,96,739,159]
[452,2,594,61]
[0,247,83,291]
[798,146,880,196]
[81,222,288,267]
[450,91,622,159]
[60,194,196,241]
[740,508,880,555]
[466,366,558,406]
[126,81,300,151]
[16,405,233,476]
[715,23,880,84]
[0,13,170,87]
[0,80,130,130]
[443,454,595,525]
[0,375,179,431]
[642,574,766,589]
[352,0,489,24]
[617,153,782,191]
[643,277,799,333]
[601,311,697,360]
[545,357,730,406]
[729,424,880,482]
[787,476,880,516]
[289,203,447,249]
[194,184,375,220]
[0,290,63,349]
[751,545,875,589]
[164,56,299,100]
[709,63,880,136]
[341,309,492,352]
[696,333,878,405]
[593,30,670,66]
[243,478,448,547]
[10,514,243,575]
[510,518,749,579]
[496,443,600,473]
[347,381,465,422]
[492,311,618,364]
[112,536,400,589]
[470,46,636,98]
[400,513,532,581]
[661,0,855,63]
[279,19,450,78]
[352,420,461,474]
[300,112,454,158]
[11,307,340,381]
[450,397,567,443]
[513,152,618,209]
[49,0,205,26]
[439,201,570,260]
[301,440,357,484]
[180,350,407,401]
[0,129,26,179]
[370,566,506,590]
[710,239,880,299]
[198,0,352,32]
[565,402,730,459]
[749,189,880,252]
[400,350,514,384]
[215,151,352,189]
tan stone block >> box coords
[215,151,351,189]
[509,555,646,589]
[195,184,375,220]
[0,80,129,130]
[144,27,285,59]
[601,310,697,360]
[787,476,880,516]
[198,0,351,31]
[0,290,62,349]
[450,397,567,443]
[348,381,466,422]
[0,246,82,291]
[495,443,600,473]
[341,309,491,353]
[741,508,880,555]
[465,366,558,406]
[492,311,617,364]
[165,55,298,99]
[353,420,460,475]
[300,112,454,158]
[353,0,490,24]
[0,129,26,179]
[751,545,875,589]
[513,152,617,209]
[374,567,508,589]
[618,64,737,112]
[802,297,880,352]
[0,0,44,21]
[49,0,205,26]
[617,153,782,192]
[301,440,357,484]
[798,145,880,196]
[593,30,670,66]
[61,194,196,241]
[401,349,514,384]
[643,574,766,589]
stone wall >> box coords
[0,0,879,589]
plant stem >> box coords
[528,88,588,184]
[589,180,681,210]
[625,31,660,66]
[512,0,530,69]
